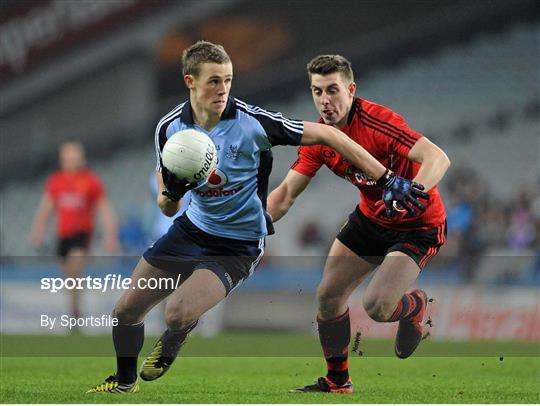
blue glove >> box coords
[376,169,429,218]
[161,166,197,202]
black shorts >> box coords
[57,232,91,258]
[143,214,264,294]
[336,207,446,269]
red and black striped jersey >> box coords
[292,98,446,230]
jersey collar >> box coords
[180,97,237,125]
[346,98,359,125]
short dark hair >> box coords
[306,54,354,83]
[182,40,231,77]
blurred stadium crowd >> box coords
[442,166,539,282]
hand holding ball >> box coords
[161,130,217,201]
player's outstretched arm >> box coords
[302,121,430,217]
[301,121,387,181]
[30,193,54,249]
[156,171,181,217]
[268,170,312,222]
[407,137,451,191]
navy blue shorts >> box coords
[143,214,264,294]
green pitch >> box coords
[1,333,539,403]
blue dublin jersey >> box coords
[155,97,303,240]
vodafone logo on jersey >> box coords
[194,168,244,198]
[206,168,228,189]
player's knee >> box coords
[316,285,345,316]
[164,305,198,330]
[316,284,335,307]
[113,303,144,325]
[362,297,395,322]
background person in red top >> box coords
[30,141,119,319]
[268,55,450,393]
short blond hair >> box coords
[182,40,231,77]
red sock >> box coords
[388,292,423,322]
[317,308,350,385]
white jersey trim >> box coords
[234,98,303,133]
[154,102,186,171]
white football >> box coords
[162,129,218,183]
